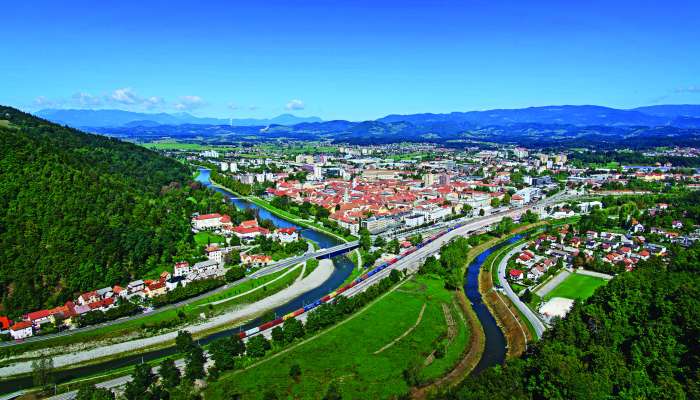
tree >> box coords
[176,330,195,354]
[283,318,305,343]
[224,250,241,265]
[359,228,371,251]
[373,236,386,248]
[246,335,271,357]
[386,239,400,255]
[323,382,343,400]
[491,198,501,208]
[408,234,423,246]
[75,384,114,400]
[271,326,284,345]
[124,363,155,400]
[209,336,244,371]
[185,344,206,381]
[225,265,246,282]
[31,355,54,391]
[503,192,511,204]
[159,358,181,389]
[289,363,302,381]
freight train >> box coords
[237,221,470,340]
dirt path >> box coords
[374,303,427,354]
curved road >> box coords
[0,242,357,348]
[496,243,547,338]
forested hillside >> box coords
[452,253,700,399]
[0,106,203,316]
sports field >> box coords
[544,273,607,301]
[205,275,470,399]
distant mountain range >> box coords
[35,109,323,128]
[36,104,700,149]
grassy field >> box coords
[194,231,226,246]
[544,273,608,301]
[205,275,469,399]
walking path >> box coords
[374,303,426,354]
[0,261,334,376]
[535,269,571,298]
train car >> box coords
[292,308,305,317]
[282,312,295,321]
[259,321,274,331]
[388,257,398,265]
[360,273,369,280]
[271,318,284,327]
[367,269,377,277]
[238,331,247,339]
[337,286,348,295]
[321,294,331,302]
[328,291,338,299]
[245,327,260,336]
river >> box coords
[463,234,523,374]
[0,168,355,394]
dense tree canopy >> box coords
[0,106,219,316]
[452,260,700,400]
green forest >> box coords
[0,106,240,317]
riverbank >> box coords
[205,174,356,244]
[0,261,334,377]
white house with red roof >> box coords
[509,269,524,281]
[241,254,272,267]
[274,227,299,243]
[511,194,525,207]
[10,321,33,340]
[192,213,233,231]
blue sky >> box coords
[2,0,699,121]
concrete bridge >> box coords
[249,241,359,278]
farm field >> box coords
[205,275,469,399]
[544,273,608,301]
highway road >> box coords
[496,243,547,339]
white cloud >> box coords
[32,89,209,112]
[72,92,103,107]
[228,103,240,110]
[285,99,305,111]
[174,95,206,111]
[675,85,700,94]
[34,96,57,108]
[110,88,140,105]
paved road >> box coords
[38,193,578,399]
[0,242,356,349]
[496,243,547,339]
[249,241,358,279]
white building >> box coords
[404,214,426,228]
[10,321,33,340]
[192,213,223,230]
[274,227,299,243]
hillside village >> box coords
[0,212,306,341]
